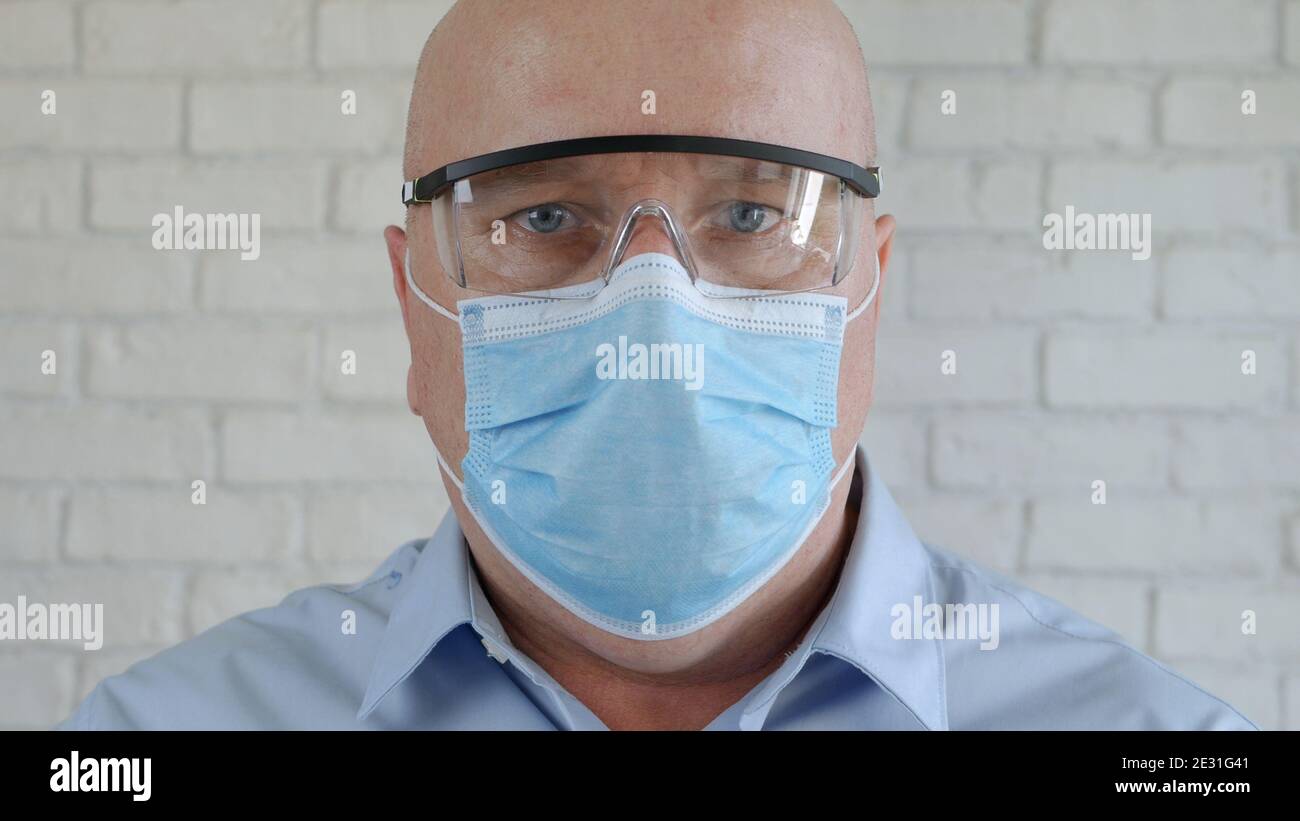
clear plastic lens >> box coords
[430,152,859,298]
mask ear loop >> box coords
[434,443,464,488]
[828,443,857,491]
[404,247,460,322]
[845,248,881,323]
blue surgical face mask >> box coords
[405,249,877,640]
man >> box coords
[60,0,1252,731]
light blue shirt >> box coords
[58,446,1255,730]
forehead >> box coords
[411,0,869,176]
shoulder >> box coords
[920,542,1257,731]
[58,540,427,730]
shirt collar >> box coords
[358,444,948,730]
[357,510,475,720]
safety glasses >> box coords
[403,134,881,299]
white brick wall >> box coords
[0,0,1296,730]
[189,81,408,155]
[0,488,62,562]
[909,78,1152,150]
[840,0,1031,65]
[1290,1,1300,66]
[874,327,1037,406]
[1165,247,1300,318]
[933,415,1170,490]
[1,405,211,481]
[1155,584,1300,661]
[66,488,299,562]
[1,239,194,315]
[1042,0,1276,66]
[221,411,435,482]
[1044,330,1287,409]
[84,322,316,401]
[0,81,183,152]
[83,1,312,74]
[0,160,81,235]
[0,1,77,71]
[90,160,330,231]
[1048,160,1288,235]
[1164,79,1300,148]
[1026,497,1284,575]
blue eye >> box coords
[515,203,573,233]
[726,201,774,233]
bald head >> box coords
[403,0,875,182]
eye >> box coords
[510,203,579,234]
[716,201,781,234]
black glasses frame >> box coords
[401,134,881,205]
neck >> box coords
[481,482,861,730]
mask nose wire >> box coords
[404,246,460,322]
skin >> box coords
[383,0,895,730]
